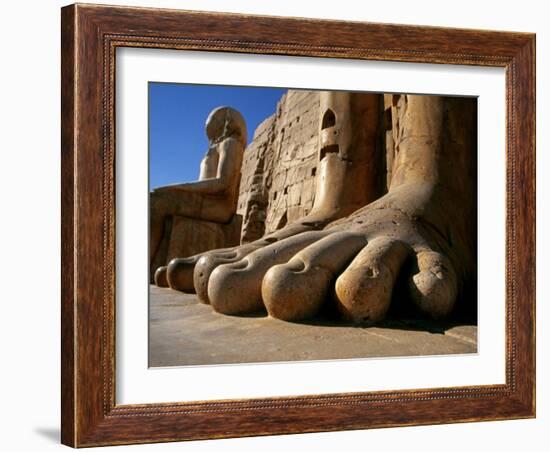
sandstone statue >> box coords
[161,92,476,325]
[150,106,246,285]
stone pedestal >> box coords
[151,214,242,281]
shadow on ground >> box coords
[34,427,60,443]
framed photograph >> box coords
[61,3,535,447]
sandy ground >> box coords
[149,285,477,367]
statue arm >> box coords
[153,139,242,195]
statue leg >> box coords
[149,190,204,276]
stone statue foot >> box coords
[203,183,463,324]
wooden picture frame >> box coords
[61,3,535,447]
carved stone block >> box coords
[151,214,242,281]
[169,214,242,261]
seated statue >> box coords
[150,106,247,283]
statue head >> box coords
[205,106,247,147]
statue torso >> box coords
[199,145,219,180]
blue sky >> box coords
[149,83,286,188]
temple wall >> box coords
[237,90,320,241]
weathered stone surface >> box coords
[162,91,477,327]
[187,92,477,325]
[167,215,242,264]
[237,89,386,241]
[153,213,244,287]
[237,90,321,239]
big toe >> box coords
[262,232,367,321]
